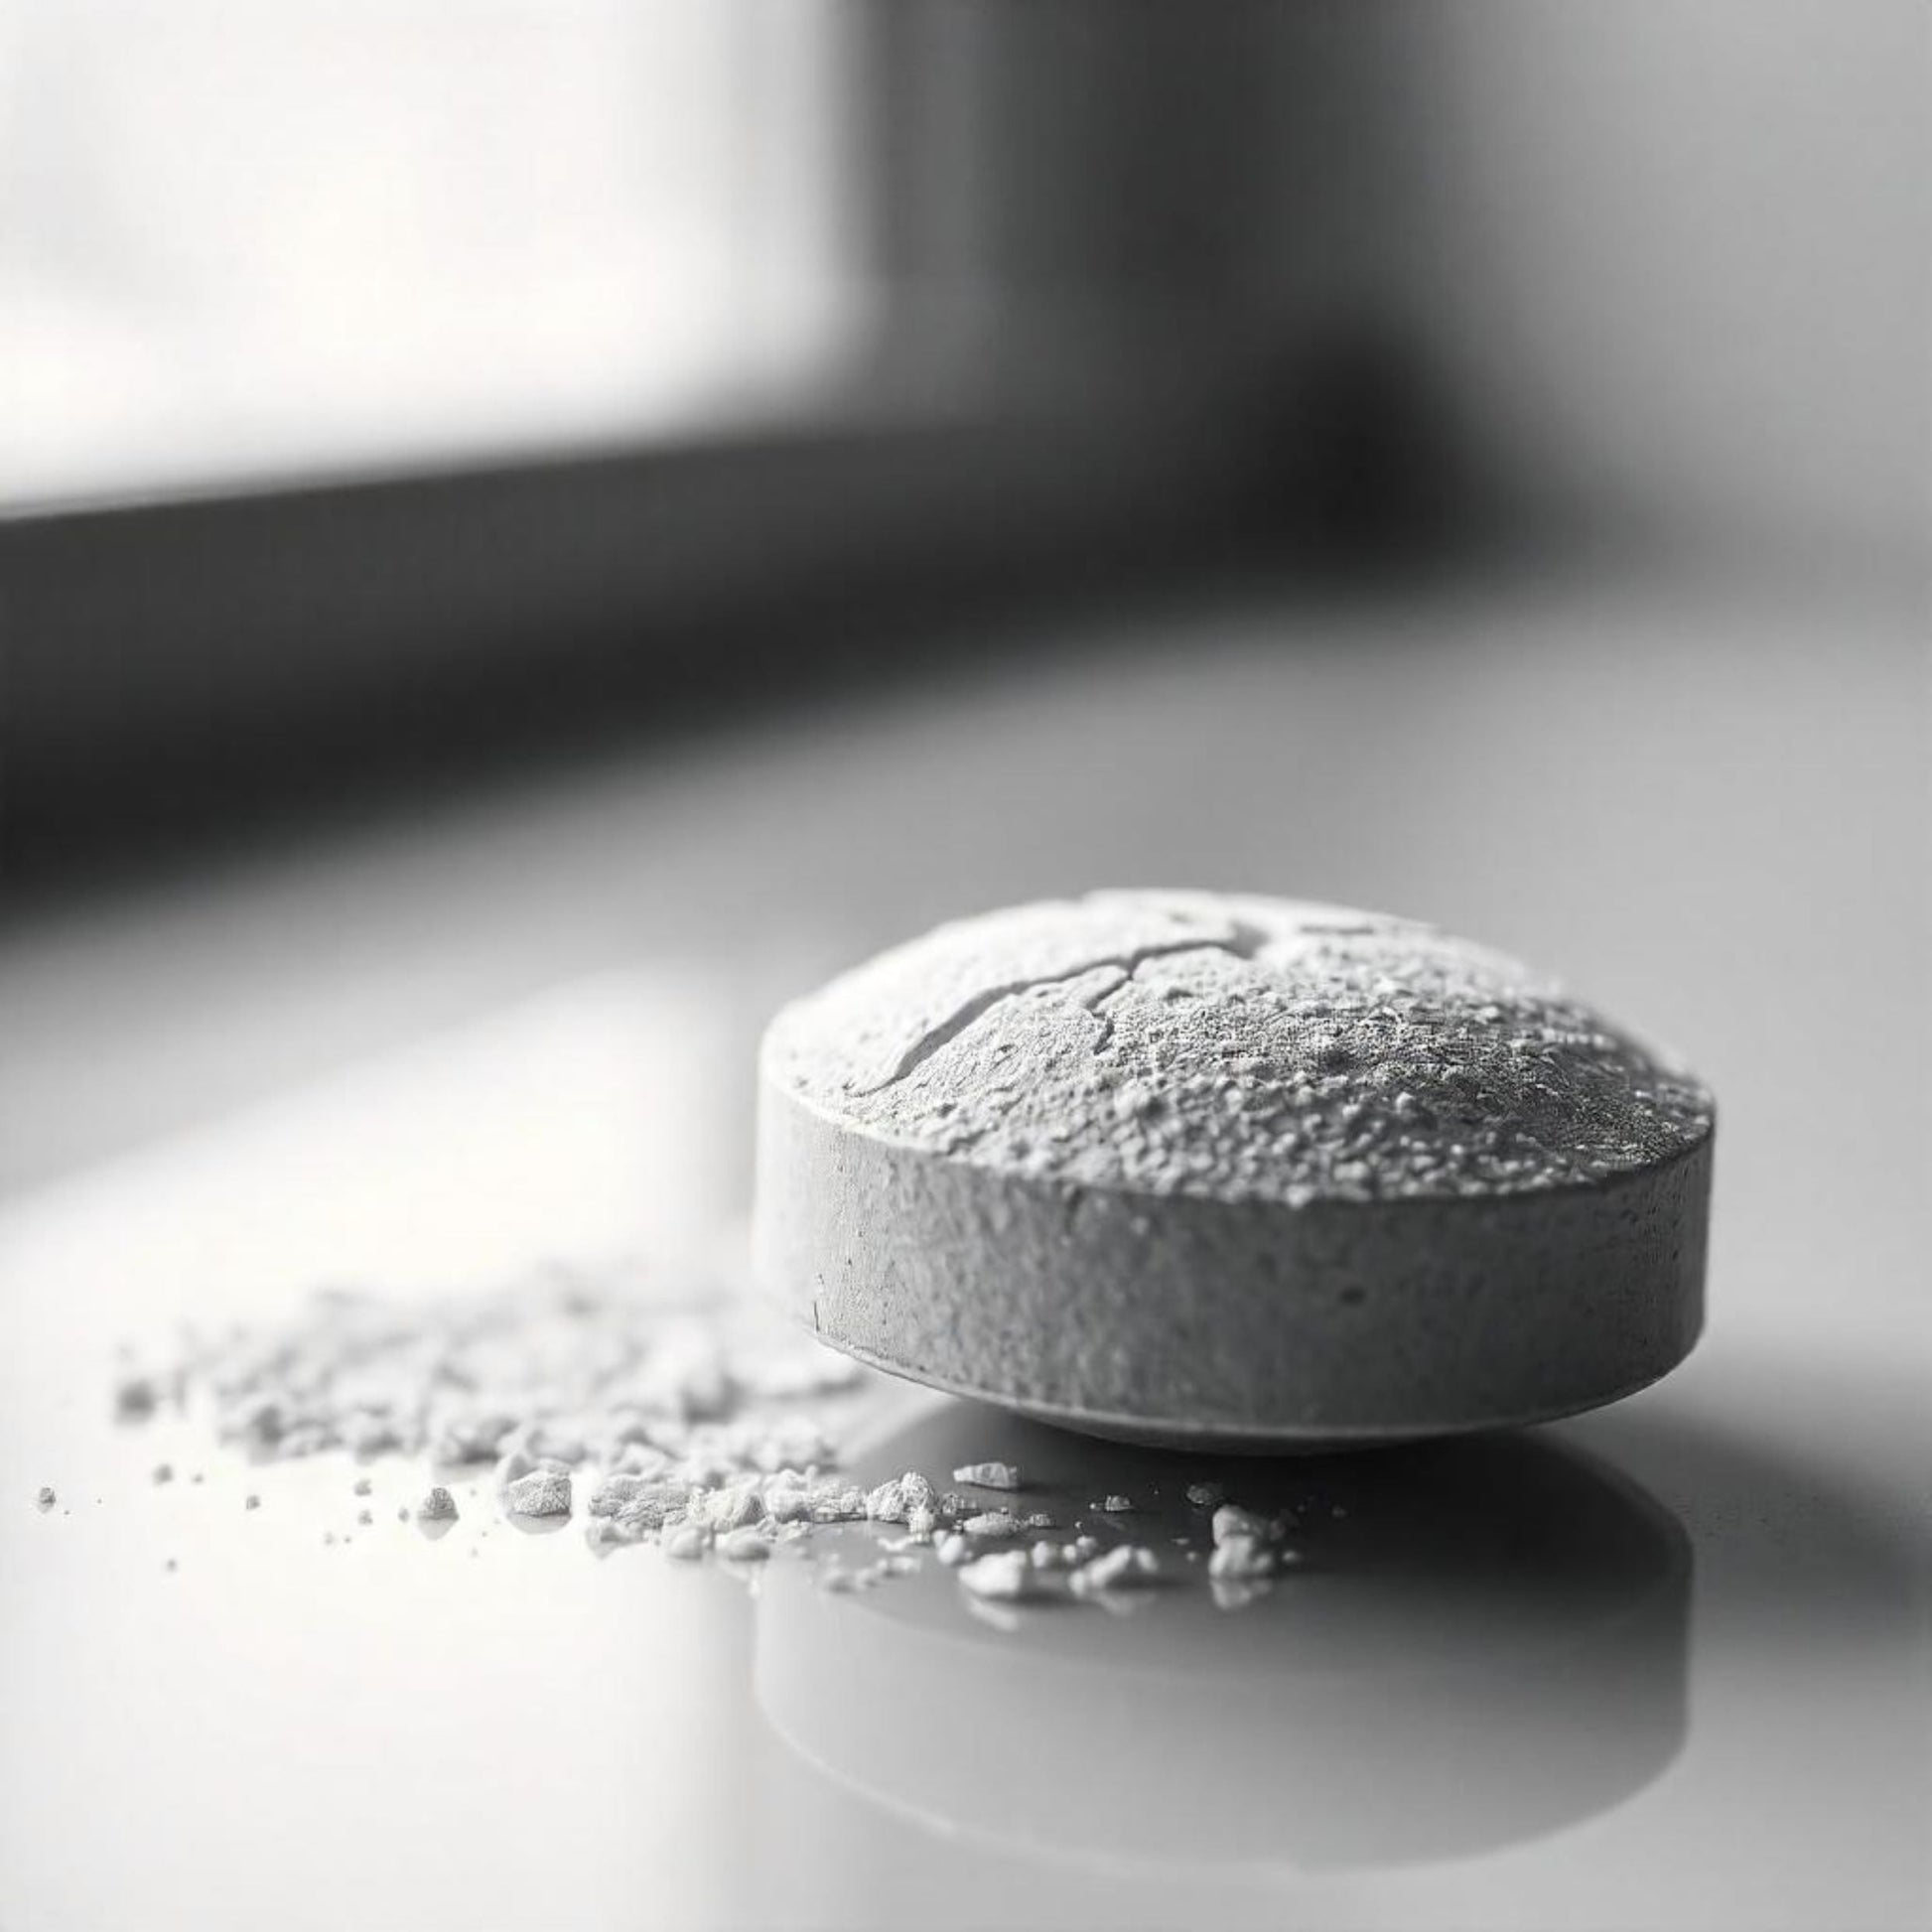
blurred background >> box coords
[0,0,1925,1228]
[6,1,1923,859]
[1,10,1927,1929]
[3,0,1926,1191]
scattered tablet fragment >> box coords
[418,1486,459,1522]
[755,891,1716,1447]
[503,1468,572,1517]
[959,1551,1036,1601]
[864,1472,938,1524]
[151,1463,173,1485]
[1100,1495,1134,1513]
[1068,1545,1161,1597]
[961,1510,1022,1538]
[1208,1503,1278,1583]
[35,1486,56,1513]
[1185,1482,1226,1509]
[244,1493,260,1511]
[952,1460,1022,1490]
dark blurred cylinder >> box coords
[847,3,1433,367]
[840,0,1470,554]
[862,8,1272,311]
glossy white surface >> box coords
[2,577,1925,1928]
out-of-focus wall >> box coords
[1415,2,1926,576]
[858,1,1924,575]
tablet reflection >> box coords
[756,1401,1691,1871]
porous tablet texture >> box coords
[755,893,1715,1447]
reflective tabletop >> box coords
[2,576,1925,1930]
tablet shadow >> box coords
[755,1401,1692,1871]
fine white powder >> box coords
[1207,1502,1281,1582]
[959,1551,1035,1601]
[503,1469,573,1518]
[952,1461,1021,1490]
[1067,1545,1161,1597]
[960,1510,1022,1538]
[110,1264,1329,1619]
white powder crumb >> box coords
[357,1508,373,1526]
[1207,1534,1275,1582]
[590,1471,676,1519]
[1030,1541,1059,1567]
[1022,1512,1056,1531]
[961,1510,1022,1538]
[1070,1535,1100,1561]
[244,1494,261,1511]
[904,1504,938,1542]
[951,1461,1022,1490]
[35,1486,55,1512]
[502,1468,573,1518]
[396,1504,410,1522]
[1100,1495,1134,1513]
[418,1487,459,1522]
[1185,1482,1226,1508]
[935,1532,971,1566]
[695,1480,765,1532]
[1069,1545,1161,1597]
[760,1479,816,1526]
[164,1558,178,1573]
[959,1551,1035,1601]
[352,1477,373,1497]
[877,1554,919,1579]
[152,1463,174,1485]
[865,1471,938,1524]
[1210,1504,1270,1547]
[662,1522,713,1560]
[717,1527,770,1562]
[1331,1505,1349,1519]
[811,1483,868,1524]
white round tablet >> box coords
[754,891,1714,1449]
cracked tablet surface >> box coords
[764,890,1711,1207]
[755,892,1717,1447]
